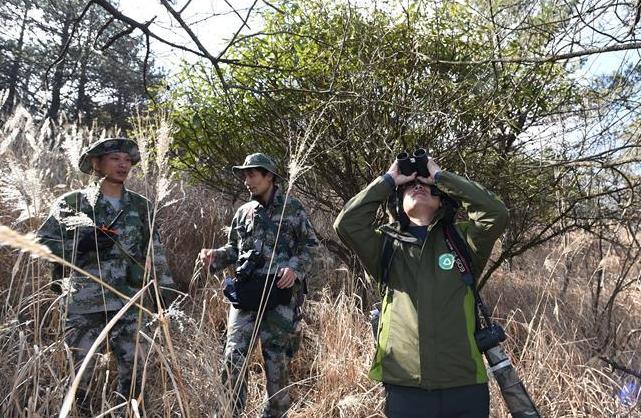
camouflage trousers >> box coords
[65,311,147,402]
[221,298,302,418]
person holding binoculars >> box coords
[334,148,508,418]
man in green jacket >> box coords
[333,153,508,417]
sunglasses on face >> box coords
[401,181,443,197]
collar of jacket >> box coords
[250,185,284,209]
[86,181,131,207]
[378,205,447,245]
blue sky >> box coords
[121,0,265,72]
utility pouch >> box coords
[227,274,293,311]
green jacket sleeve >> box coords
[333,176,393,282]
[435,171,509,275]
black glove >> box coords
[76,226,116,254]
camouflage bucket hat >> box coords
[232,153,283,179]
[78,137,141,174]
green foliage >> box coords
[168,0,607,266]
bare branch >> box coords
[91,0,209,59]
[224,0,252,31]
[142,32,155,104]
[96,22,137,51]
[227,30,331,49]
[178,0,194,15]
[217,0,260,60]
[631,0,641,36]
[599,356,641,380]
[157,0,228,88]
[262,0,285,15]
[45,0,96,86]
[418,42,641,65]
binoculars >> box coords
[397,148,430,177]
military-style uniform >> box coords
[36,138,177,403]
[210,153,318,418]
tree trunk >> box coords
[45,14,72,121]
[1,3,29,115]
[75,50,89,121]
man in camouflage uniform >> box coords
[200,153,318,418]
[37,138,178,412]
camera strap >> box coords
[442,224,493,330]
[257,202,308,300]
[378,223,493,330]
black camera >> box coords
[236,250,265,281]
[475,323,507,353]
[397,148,430,177]
[227,249,293,311]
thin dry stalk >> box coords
[0,225,153,315]
[59,281,152,418]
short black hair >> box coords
[246,167,277,183]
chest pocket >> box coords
[270,214,297,254]
[120,212,146,259]
[235,222,254,252]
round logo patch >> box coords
[438,253,455,270]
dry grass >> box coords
[0,108,640,417]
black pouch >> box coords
[232,274,293,311]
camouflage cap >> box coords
[78,138,141,174]
[232,153,283,179]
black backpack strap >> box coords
[380,233,396,294]
[443,223,492,330]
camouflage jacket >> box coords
[36,182,177,314]
[211,187,319,282]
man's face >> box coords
[243,168,273,198]
[401,180,441,214]
[91,152,132,184]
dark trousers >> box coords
[384,383,490,418]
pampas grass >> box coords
[0,225,154,316]
[0,162,54,225]
[0,225,53,259]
